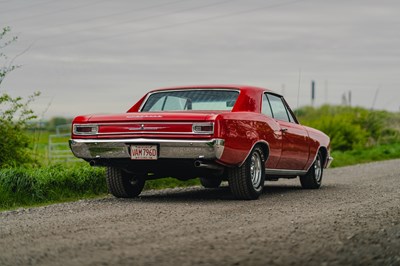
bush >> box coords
[1,26,40,167]
[296,105,400,151]
[0,92,40,167]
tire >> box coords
[228,146,265,200]
[200,177,222,188]
[106,167,145,198]
[300,151,323,189]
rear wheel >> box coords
[228,146,265,200]
[300,151,323,189]
[106,167,145,198]
[200,177,222,188]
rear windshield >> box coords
[141,89,239,112]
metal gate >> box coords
[48,124,79,163]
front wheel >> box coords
[106,167,145,198]
[299,151,323,189]
[228,146,265,200]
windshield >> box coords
[141,89,239,112]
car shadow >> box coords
[111,182,335,203]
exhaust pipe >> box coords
[194,160,224,171]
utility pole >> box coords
[371,87,380,110]
[324,80,328,104]
[348,91,352,106]
[311,80,315,106]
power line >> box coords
[35,0,189,32]
[40,0,235,42]
[4,0,109,24]
[41,0,307,49]
[0,0,58,14]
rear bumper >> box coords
[69,138,225,160]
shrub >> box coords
[1,26,40,167]
[296,105,400,151]
[0,92,40,167]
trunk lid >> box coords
[85,112,221,138]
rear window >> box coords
[141,89,239,112]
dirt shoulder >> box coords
[1,159,400,266]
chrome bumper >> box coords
[69,138,225,160]
[326,156,334,168]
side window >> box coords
[266,94,290,122]
[286,108,295,123]
[262,93,273,117]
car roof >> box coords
[148,84,277,95]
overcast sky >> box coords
[1,0,399,119]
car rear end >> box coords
[69,88,240,179]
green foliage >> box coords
[0,163,106,210]
[331,142,400,168]
[0,26,19,85]
[0,26,40,167]
[46,116,73,131]
[297,105,400,151]
[0,92,40,167]
[144,177,200,190]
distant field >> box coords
[29,129,75,165]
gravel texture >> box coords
[1,159,400,266]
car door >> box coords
[261,93,282,169]
[266,93,310,170]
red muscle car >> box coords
[70,85,333,200]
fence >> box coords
[48,124,79,163]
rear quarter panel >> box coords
[216,112,282,167]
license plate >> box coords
[130,145,158,160]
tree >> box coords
[0,26,39,167]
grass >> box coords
[0,162,201,211]
[330,142,400,168]
[2,142,400,211]
[0,163,106,211]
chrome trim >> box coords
[96,131,211,135]
[265,168,307,176]
[238,140,270,167]
[305,146,333,171]
[73,124,99,136]
[92,122,214,135]
[138,88,241,112]
[97,122,196,125]
[192,122,214,134]
[69,138,225,160]
[326,156,334,168]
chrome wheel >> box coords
[250,152,262,189]
[299,151,323,189]
[314,154,322,183]
[228,146,266,200]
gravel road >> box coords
[1,159,400,266]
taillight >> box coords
[73,124,98,135]
[192,123,214,134]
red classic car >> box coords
[70,85,333,200]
